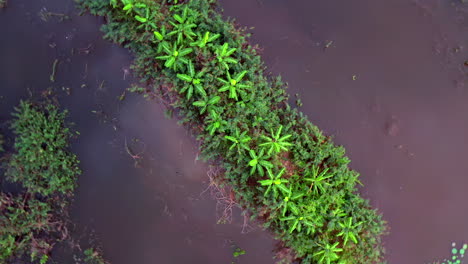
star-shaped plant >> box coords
[167,5,197,44]
[247,149,273,177]
[313,242,343,264]
[214,43,238,70]
[224,128,251,153]
[156,42,193,71]
[259,125,293,155]
[176,61,206,99]
[280,213,317,234]
[217,70,251,101]
[190,31,220,48]
[337,217,363,245]
[192,95,220,115]
[205,110,228,135]
[304,166,335,195]
[258,168,289,198]
[279,188,304,217]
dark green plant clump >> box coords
[0,101,106,264]
[0,0,6,9]
[76,0,387,263]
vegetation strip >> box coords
[0,100,106,264]
[77,0,387,263]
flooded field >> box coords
[1,0,467,263]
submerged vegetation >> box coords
[0,101,106,264]
[76,0,387,263]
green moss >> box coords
[76,0,387,263]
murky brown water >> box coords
[1,0,467,263]
[219,0,468,263]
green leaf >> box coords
[177,74,193,82]
[134,15,148,23]
[123,3,133,11]
[208,96,220,105]
[154,31,164,41]
[193,101,206,107]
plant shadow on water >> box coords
[0,0,274,263]
[218,0,468,263]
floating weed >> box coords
[432,242,467,264]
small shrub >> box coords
[5,101,81,197]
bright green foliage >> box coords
[337,217,363,245]
[304,166,335,195]
[248,148,273,177]
[77,0,387,263]
[258,168,289,198]
[153,26,169,53]
[280,213,317,234]
[5,101,80,197]
[217,70,251,101]
[279,189,303,217]
[156,42,192,71]
[313,242,343,264]
[214,43,238,70]
[259,125,293,155]
[193,95,220,114]
[167,5,197,44]
[224,128,251,153]
[191,31,220,48]
[176,60,206,99]
[205,110,227,135]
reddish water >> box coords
[219,0,468,263]
[1,0,467,263]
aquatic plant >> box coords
[5,101,81,196]
[430,242,467,264]
[0,101,107,264]
[76,0,387,263]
